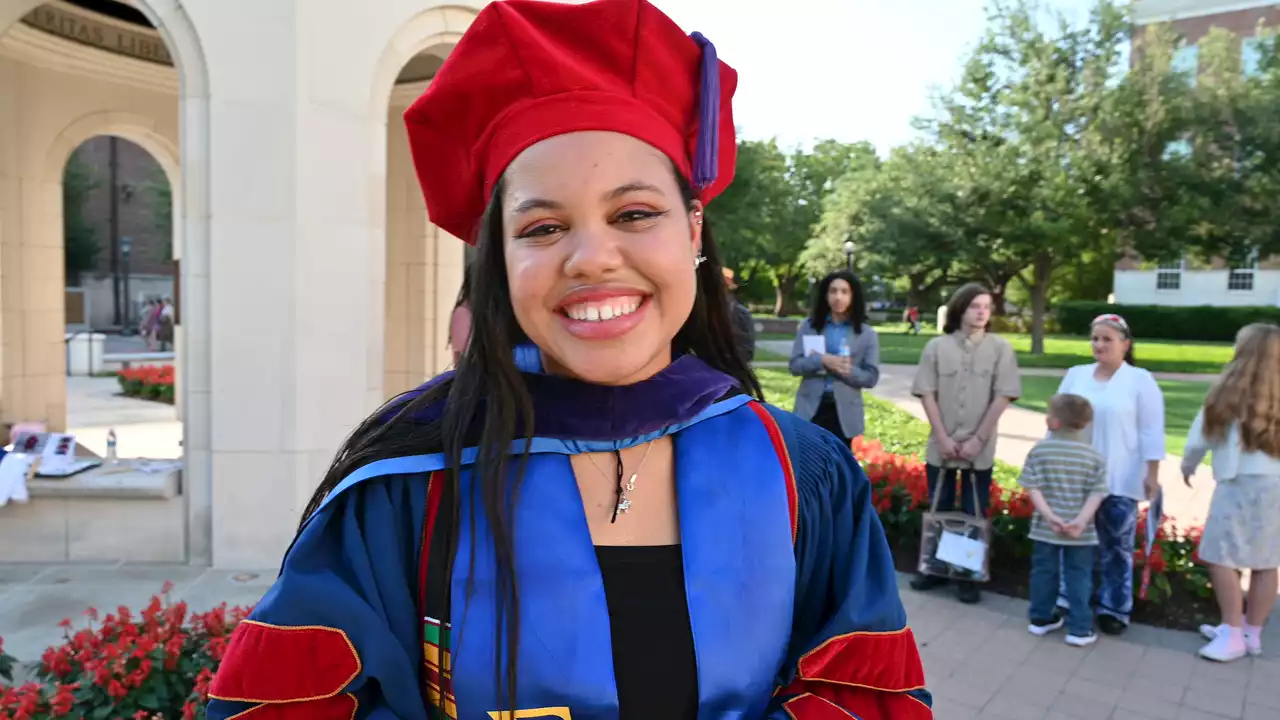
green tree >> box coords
[803,144,957,306]
[63,153,101,283]
[1177,27,1280,264]
[139,167,174,262]
[712,138,877,315]
[924,0,1133,352]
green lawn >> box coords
[763,327,1231,374]
[877,333,1232,374]
[756,367,1020,488]
[1014,375,1212,461]
[754,347,788,362]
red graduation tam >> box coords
[404,0,738,244]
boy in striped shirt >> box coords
[1020,394,1108,646]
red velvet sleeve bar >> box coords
[761,408,932,719]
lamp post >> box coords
[121,236,133,332]
[843,240,855,270]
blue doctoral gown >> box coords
[207,356,931,720]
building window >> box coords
[1156,258,1183,291]
[1174,44,1199,86]
[1242,36,1269,78]
[1228,249,1259,292]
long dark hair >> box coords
[809,269,867,334]
[942,282,992,334]
[299,165,759,711]
[455,269,472,310]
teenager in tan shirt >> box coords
[910,282,1021,604]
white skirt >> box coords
[1198,473,1280,570]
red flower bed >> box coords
[117,365,175,405]
[852,436,1217,630]
[0,583,252,720]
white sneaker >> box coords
[1200,623,1262,656]
[1066,633,1098,647]
[1199,630,1248,662]
[1028,615,1065,636]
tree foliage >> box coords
[63,153,101,283]
[716,0,1280,346]
[712,138,876,315]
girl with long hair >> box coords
[1185,322,1280,662]
[788,269,879,445]
[206,1,928,718]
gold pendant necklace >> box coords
[585,441,656,523]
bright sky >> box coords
[651,0,1101,154]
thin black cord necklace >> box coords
[586,442,656,523]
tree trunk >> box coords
[774,274,799,317]
[1029,252,1053,355]
[906,272,927,307]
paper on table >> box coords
[936,530,987,574]
[802,335,825,357]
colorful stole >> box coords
[417,400,798,720]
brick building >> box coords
[65,135,174,328]
[70,135,172,277]
[1114,0,1280,307]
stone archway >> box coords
[373,6,475,400]
[0,0,213,563]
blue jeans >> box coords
[1031,541,1095,636]
[1058,495,1139,623]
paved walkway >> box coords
[66,376,182,459]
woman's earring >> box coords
[694,254,707,268]
[694,210,703,226]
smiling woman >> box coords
[205,1,929,719]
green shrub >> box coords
[1056,301,1280,342]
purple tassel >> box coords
[689,31,719,190]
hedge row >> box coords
[1055,301,1280,342]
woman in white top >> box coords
[1184,322,1280,663]
[1056,313,1165,636]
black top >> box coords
[730,300,756,362]
[595,544,699,720]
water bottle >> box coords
[839,337,851,358]
[106,429,118,463]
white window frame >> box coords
[1242,36,1267,78]
[1156,257,1184,291]
[1227,248,1260,292]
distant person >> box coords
[449,272,473,366]
[1183,322,1280,662]
[157,297,175,351]
[1021,393,1108,648]
[1055,313,1164,636]
[910,282,1021,604]
[789,269,880,446]
[722,267,755,362]
[905,305,921,335]
[141,298,161,350]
